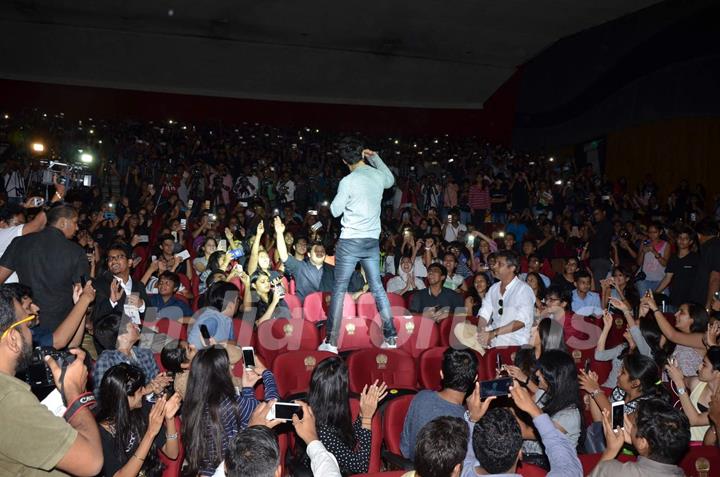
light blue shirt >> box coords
[330,153,394,239]
[571,289,603,315]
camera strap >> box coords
[64,392,96,423]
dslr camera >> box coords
[18,347,78,400]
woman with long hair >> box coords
[600,266,639,311]
[506,317,567,394]
[580,351,669,423]
[240,269,290,325]
[525,272,547,315]
[666,345,720,442]
[246,221,282,281]
[305,357,387,475]
[642,293,709,380]
[520,350,582,457]
[182,346,279,476]
[635,222,671,297]
[95,363,181,477]
[464,272,490,317]
[594,298,675,389]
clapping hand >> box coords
[109,278,124,303]
[359,380,388,419]
[164,392,182,420]
[147,396,167,437]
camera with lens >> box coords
[17,347,78,400]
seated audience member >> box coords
[519,350,582,461]
[187,281,239,349]
[643,292,708,378]
[305,357,387,475]
[402,416,469,477]
[476,250,535,347]
[192,237,217,276]
[571,270,602,315]
[2,281,95,349]
[0,288,103,476]
[594,300,673,389]
[519,255,551,287]
[442,252,466,292]
[275,218,335,301]
[580,351,670,451]
[93,313,172,398]
[524,271,547,316]
[246,221,283,281]
[409,263,464,321]
[95,363,182,477]
[551,257,579,294]
[505,317,567,394]
[182,346,279,476]
[599,266,638,311]
[147,271,193,318]
[222,401,342,477]
[401,348,478,459]
[464,272,490,317]
[387,255,427,295]
[241,269,290,325]
[462,380,583,476]
[666,345,720,442]
[160,341,195,398]
[590,399,690,477]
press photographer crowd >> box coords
[2,109,720,477]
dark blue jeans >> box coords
[327,238,397,344]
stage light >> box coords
[31,142,45,153]
[549,157,555,162]
[168,119,174,125]
[3,114,8,119]
[80,153,94,163]
[89,129,94,134]
[394,140,399,145]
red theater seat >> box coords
[347,349,417,394]
[418,346,446,391]
[255,318,321,367]
[382,394,415,456]
[271,350,337,398]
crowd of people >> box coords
[1,109,720,476]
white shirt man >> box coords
[477,254,535,347]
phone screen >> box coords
[200,325,211,341]
[612,402,625,429]
[480,377,513,398]
[242,347,256,368]
[274,403,302,421]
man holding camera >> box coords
[0,287,103,475]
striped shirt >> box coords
[468,185,491,210]
[199,370,280,475]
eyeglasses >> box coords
[1,314,39,340]
[498,299,504,316]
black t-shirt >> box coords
[409,287,464,313]
[692,237,720,304]
[0,227,89,331]
[589,220,613,260]
[99,403,167,477]
[490,184,509,212]
[551,274,575,294]
[666,251,700,307]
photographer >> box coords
[0,288,103,475]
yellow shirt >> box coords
[0,373,78,476]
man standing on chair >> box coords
[319,137,398,353]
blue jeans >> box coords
[327,238,397,344]
[636,279,661,298]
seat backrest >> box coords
[382,394,415,455]
[283,293,303,319]
[481,346,520,381]
[369,314,440,358]
[347,349,417,394]
[518,462,548,476]
[255,318,321,367]
[337,317,375,352]
[387,292,408,311]
[271,350,337,398]
[303,292,327,323]
[350,397,383,473]
[679,445,720,477]
[357,292,379,321]
[418,347,447,391]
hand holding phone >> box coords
[266,402,303,422]
[480,377,513,398]
[242,346,256,370]
[611,401,625,429]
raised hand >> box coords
[273,216,285,234]
[510,380,542,418]
[248,400,283,429]
[45,348,88,402]
[600,408,626,455]
[164,392,182,420]
[257,221,265,236]
[292,401,319,444]
[147,397,167,437]
[466,382,496,422]
[359,380,388,419]
[109,278,124,303]
[578,369,601,394]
